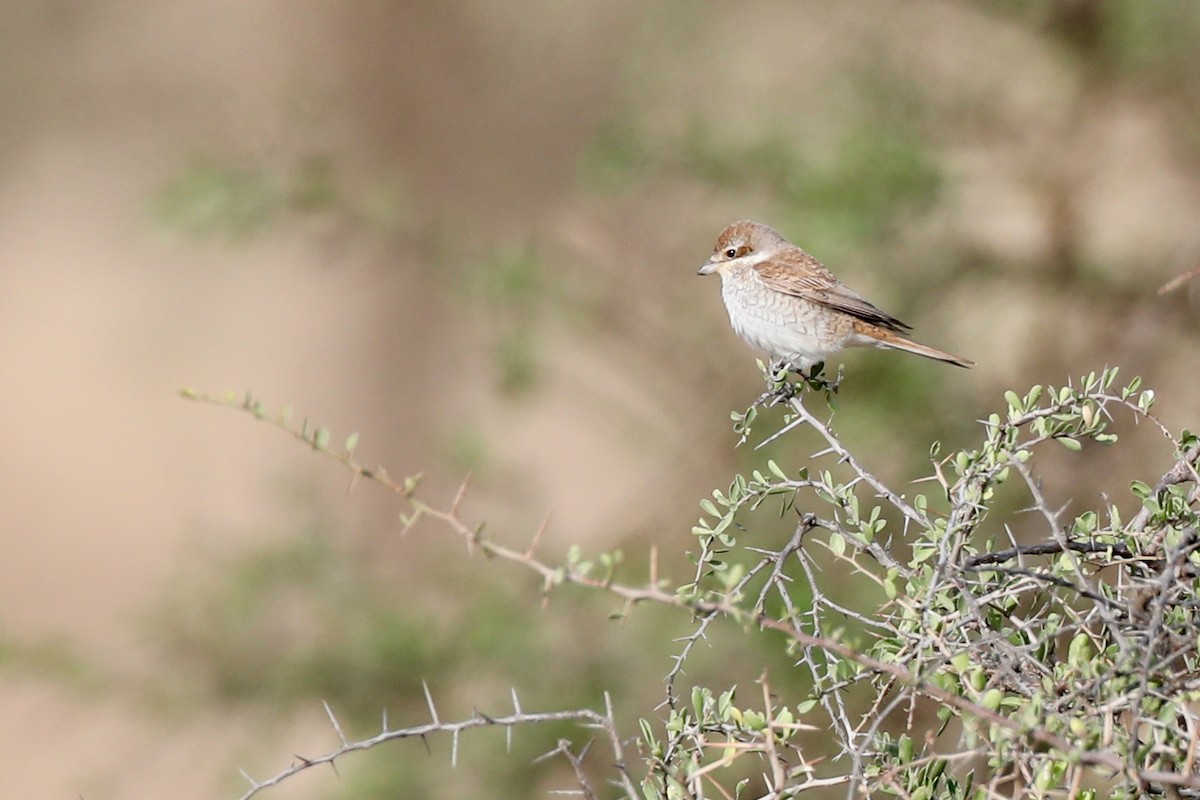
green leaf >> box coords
[692,686,707,720]
[719,562,745,589]
[828,533,846,557]
[313,427,331,450]
[344,431,360,454]
[1072,511,1097,535]
[1068,632,1096,667]
[718,687,736,719]
[638,718,658,751]
[1056,437,1082,451]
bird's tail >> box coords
[855,323,974,369]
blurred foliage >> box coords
[153,155,337,241]
[582,107,940,267]
[154,524,442,717]
[153,153,413,242]
[979,0,1200,86]
[440,424,492,476]
[462,246,547,395]
[584,116,940,258]
[148,488,615,797]
[967,0,1200,173]
[0,630,102,692]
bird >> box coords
[697,221,973,372]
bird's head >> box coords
[697,220,785,275]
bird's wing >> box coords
[753,249,912,334]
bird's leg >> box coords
[770,358,794,384]
[757,359,799,406]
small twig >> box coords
[235,704,612,800]
[1158,266,1200,295]
[1129,442,1200,536]
[964,538,1136,568]
[784,395,925,529]
[536,739,597,800]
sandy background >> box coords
[1,2,1198,797]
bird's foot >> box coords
[756,359,797,406]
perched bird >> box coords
[697,221,973,371]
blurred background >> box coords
[2,1,1199,797]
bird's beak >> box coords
[697,259,717,276]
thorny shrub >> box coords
[187,366,1200,800]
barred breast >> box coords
[718,265,845,369]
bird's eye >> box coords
[724,248,738,258]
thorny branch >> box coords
[234,693,628,800]
[186,366,1200,799]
